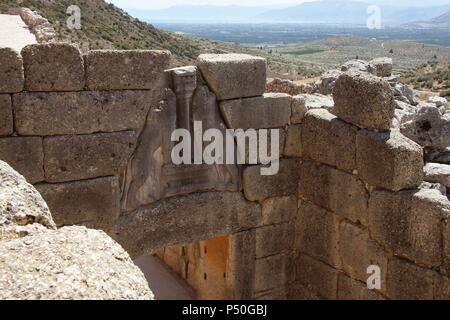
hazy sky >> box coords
[107,0,314,10]
[107,0,450,10]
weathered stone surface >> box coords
[291,93,333,124]
[370,57,393,77]
[394,83,419,106]
[296,254,338,300]
[0,226,153,300]
[299,162,369,226]
[0,161,54,241]
[369,189,449,267]
[333,71,396,131]
[256,223,294,258]
[387,257,437,300]
[356,129,423,191]
[442,221,450,275]
[296,201,340,267]
[419,181,447,196]
[243,159,300,202]
[435,275,450,300]
[14,91,154,136]
[197,54,266,100]
[21,43,84,91]
[429,147,450,165]
[339,222,387,288]
[317,69,343,95]
[85,50,171,90]
[428,96,448,108]
[287,282,321,300]
[229,230,256,299]
[254,254,289,293]
[261,196,297,226]
[337,274,384,300]
[401,103,450,149]
[284,124,302,157]
[393,100,417,128]
[0,48,24,93]
[36,177,120,232]
[0,137,44,183]
[43,132,136,183]
[424,163,450,187]
[0,95,13,136]
[114,192,261,258]
[302,109,357,173]
[219,93,291,129]
[341,59,374,74]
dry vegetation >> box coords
[0,0,296,72]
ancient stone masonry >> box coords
[1,43,450,300]
[0,161,152,300]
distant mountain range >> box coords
[405,10,450,28]
[127,0,450,26]
[126,4,287,23]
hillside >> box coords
[405,11,450,28]
[0,0,292,70]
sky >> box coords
[107,0,313,10]
[107,0,450,10]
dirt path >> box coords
[0,14,36,52]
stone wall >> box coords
[1,43,450,300]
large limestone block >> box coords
[243,159,300,202]
[442,222,450,275]
[0,226,153,300]
[0,95,13,136]
[370,57,393,77]
[256,223,294,258]
[85,50,171,90]
[401,104,450,150]
[339,222,387,289]
[36,177,120,232]
[229,230,256,300]
[0,137,44,183]
[0,161,55,241]
[333,71,396,131]
[296,201,340,267]
[260,196,297,226]
[386,257,437,300]
[43,132,136,183]
[21,44,84,91]
[435,275,450,300]
[254,254,290,293]
[299,162,369,226]
[337,274,384,300]
[219,93,291,129]
[284,124,302,157]
[291,93,334,124]
[0,48,24,93]
[197,54,266,100]
[14,91,154,136]
[356,129,423,191]
[369,189,449,267]
[302,109,357,173]
[295,254,338,300]
[341,59,375,73]
[424,163,450,187]
[114,192,261,258]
